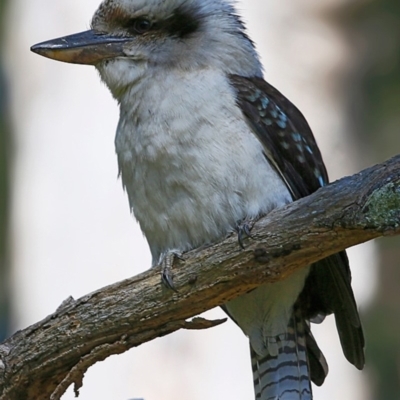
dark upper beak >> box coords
[31,30,131,65]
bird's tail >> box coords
[251,308,313,400]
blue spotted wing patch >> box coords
[229,75,328,199]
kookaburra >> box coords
[31,0,365,398]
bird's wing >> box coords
[229,74,365,377]
[229,75,328,200]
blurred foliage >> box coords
[333,0,400,398]
[0,0,10,341]
[335,0,400,159]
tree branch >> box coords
[1,155,400,399]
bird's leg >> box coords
[160,250,184,291]
[236,218,256,249]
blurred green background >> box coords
[0,0,399,398]
[338,1,400,399]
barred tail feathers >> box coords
[251,309,312,400]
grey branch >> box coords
[1,155,400,400]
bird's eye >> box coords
[128,18,153,34]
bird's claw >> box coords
[236,219,255,249]
[160,251,184,291]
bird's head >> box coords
[31,0,262,99]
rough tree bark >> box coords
[1,155,399,400]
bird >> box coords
[31,0,365,399]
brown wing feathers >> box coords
[229,74,365,383]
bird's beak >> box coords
[31,30,131,65]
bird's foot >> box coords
[159,250,184,291]
[236,218,256,249]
